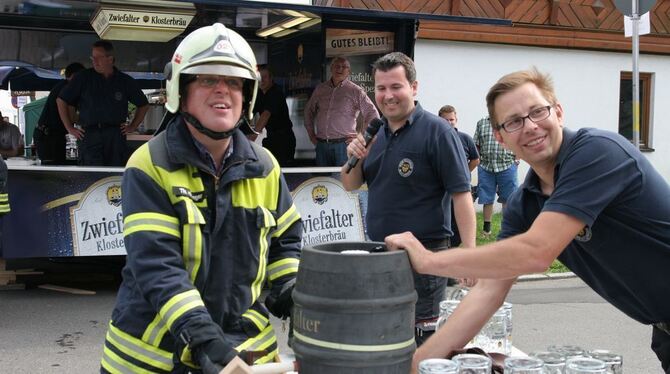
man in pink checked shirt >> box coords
[304,56,379,166]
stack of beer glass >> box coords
[437,290,513,355]
[529,345,623,373]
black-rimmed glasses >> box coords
[498,105,552,133]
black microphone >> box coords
[345,118,384,173]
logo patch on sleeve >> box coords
[575,226,592,242]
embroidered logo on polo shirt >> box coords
[575,225,592,242]
[114,91,123,101]
[398,158,414,177]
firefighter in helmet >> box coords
[100,23,302,374]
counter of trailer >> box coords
[1,165,368,259]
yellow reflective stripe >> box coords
[0,204,9,213]
[272,205,300,238]
[242,308,268,331]
[293,330,416,352]
[142,314,168,347]
[102,345,150,374]
[266,258,299,282]
[106,323,173,371]
[250,208,272,303]
[253,347,279,365]
[180,346,198,368]
[236,323,276,352]
[184,198,206,224]
[159,289,204,330]
[124,212,181,238]
[0,193,8,201]
[275,203,297,227]
[182,200,203,280]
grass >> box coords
[475,212,569,274]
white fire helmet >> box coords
[164,23,259,122]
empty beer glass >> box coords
[547,345,587,359]
[503,357,544,373]
[452,353,492,373]
[419,358,460,374]
[529,350,566,374]
[565,357,606,374]
[445,285,469,301]
[475,309,507,354]
[587,351,622,374]
[437,300,460,330]
[502,302,513,355]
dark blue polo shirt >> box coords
[363,103,471,241]
[500,128,670,324]
[456,129,479,162]
[59,67,148,127]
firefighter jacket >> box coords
[101,116,302,373]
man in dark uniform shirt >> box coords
[35,62,84,164]
[439,105,480,248]
[57,40,148,166]
[251,65,296,166]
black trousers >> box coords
[652,325,670,373]
[79,126,127,167]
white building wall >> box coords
[414,39,670,181]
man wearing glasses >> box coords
[386,67,670,373]
[101,24,301,373]
[305,56,379,166]
[57,40,148,166]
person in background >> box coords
[57,40,149,166]
[305,56,379,166]
[251,64,296,166]
[473,115,518,237]
[35,62,84,164]
[0,157,9,255]
[342,52,476,346]
[386,67,670,373]
[0,111,24,158]
[100,24,302,374]
[438,105,479,172]
[438,105,479,248]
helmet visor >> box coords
[182,63,257,81]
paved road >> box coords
[0,276,662,373]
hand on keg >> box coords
[178,318,240,373]
[265,278,296,319]
[385,232,432,274]
[195,339,248,374]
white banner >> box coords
[71,176,126,256]
[292,177,365,247]
[326,31,395,57]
